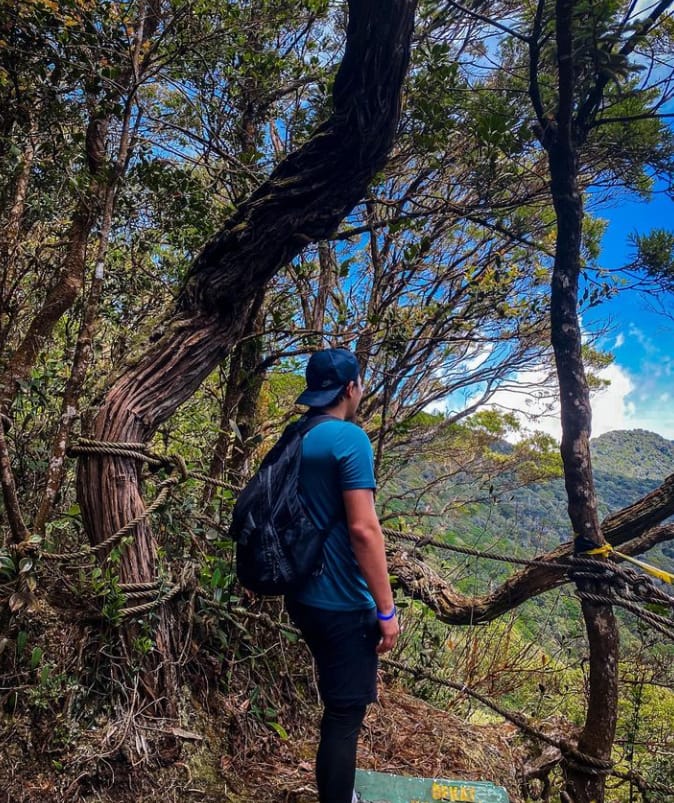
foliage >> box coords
[630,229,674,290]
[0,0,673,798]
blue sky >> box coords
[452,182,674,443]
[584,184,673,440]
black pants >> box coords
[316,703,367,802]
[285,599,380,803]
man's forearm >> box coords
[349,525,395,613]
[343,488,396,613]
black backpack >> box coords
[229,414,337,595]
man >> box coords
[285,347,399,803]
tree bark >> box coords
[0,116,38,356]
[34,129,131,534]
[537,2,619,796]
[312,240,337,333]
[0,418,29,545]
[0,195,97,419]
[224,323,266,483]
[76,0,417,710]
[0,3,164,553]
[202,306,266,508]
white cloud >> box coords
[589,364,637,436]
[462,343,494,373]
[457,362,674,442]
[614,333,625,349]
[627,324,658,354]
[455,365,561,440]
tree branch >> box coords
[390,473,674,624]
[590,111,674,128]
[445,0,530,43]
[0,420,29,545]
[177,0,418,315]
[575,0,674,135]
[528,0,547,127]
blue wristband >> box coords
[377,605,397,621]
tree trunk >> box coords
[77,0,417,709]
[34,183,119,534]
[0,418,29,545]
[546,3,619,796]
[34,69,140,534]
[549,140,619,799]
[0,117,38,356]
[225,325,266,483]
[0,3,157,420]
[312,240,337,333]
[0,194,97,419]
[202,307,266,509]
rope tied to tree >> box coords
[378,657,614,776]
[68,438,242,491]
[118,581,183,618]
[383,527,557,567]
[41,439,240,564]
[3,439,236,622]
[40,474,179,562]
[382,527,674,607]
[575,589,674,641]
[68,438,165,468]
[583,542,674,584]
[118,581,161,592]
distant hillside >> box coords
[380,428,674,660]
[591,428,674,481]
[383,428,674,565]
[591,430,673,521]
[551,428,674,525]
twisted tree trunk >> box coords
[76,0,417,709]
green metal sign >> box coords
[354,769,510,803]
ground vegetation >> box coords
[1,1,674,800]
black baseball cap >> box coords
[295,348,360,407]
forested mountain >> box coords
[592,428,674,482]
[500,429,673,550]
[384,428,674,562]
[2,1,673,800]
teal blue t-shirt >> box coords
[289,418,376,611]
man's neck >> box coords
[311,402,348,421]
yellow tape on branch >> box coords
[585,543,674,585]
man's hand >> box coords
[377,615,399,654]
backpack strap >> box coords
[296,413,339,437]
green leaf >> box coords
[268,721,288,740]
[0,555,15,576]
[211,567,223,589]
[30,646,43,669]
